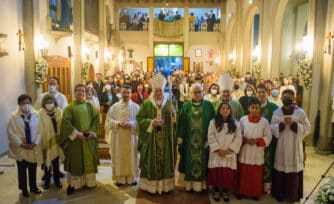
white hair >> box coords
[191,83,203,92]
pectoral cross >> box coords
[325,32,334,54]
[16,29,23,51]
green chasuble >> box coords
[59,101,100,176]
[178,100,215,182]
[213,99,244,120]
[261,100,279,183]
[137,98,176,181]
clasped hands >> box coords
[244,138,258,145]
[77,131,96,140]
[20,142,37,150]
[118,122,131,129]
[152,118,164,127]
[218,148,232,157]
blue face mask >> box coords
[271,89,279,97]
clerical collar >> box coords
[261,100,268,108]
[192,99,202,105]
[248,114,261,123]
[222,98,230,103]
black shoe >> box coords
[213,191,220,202]
[67,186,75,195]
[236,194,243,200]
[222,193,230,202]
[252,196,260,201]
[59,172,65,178]
[54,182,62,188]
[115,182,122,187]
[131,181,137,186]
[42,183,50,190]
[22,190,29,197]
[30,188,42,194]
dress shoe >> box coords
[67,186,75,195]
[222,192,230,202]
[22,190,30,197]
[213,191,220,202]
[131,181,137,186]
[42,183,50,190]
[59,171,65,178]
[115,182,122,187]
[30,188,42,194]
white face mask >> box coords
[20,104,31,112]
[246,91,253,97]
[87,90,93,96]
[211,89,218,95]
[48,85,57,93]
[45,103,55,111]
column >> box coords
[73,0,83,85]
[98,0,106,75]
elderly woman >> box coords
[38,94,63,189]
[86,85,100,110]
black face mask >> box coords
[234,85,239,89]
[282,99,293,106]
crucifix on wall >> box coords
[325,32,334,55]
[127,48,134,59]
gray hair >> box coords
[191,83,203,92]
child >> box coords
[237,97,272,200]
[38,94,63,189]
[7,94,43,197]
[207,102,242,202]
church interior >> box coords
[0,0,334,203]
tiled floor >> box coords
[0,146,333,204]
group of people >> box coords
[7,71,310,203]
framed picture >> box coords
[195,49,202,57]
[0,33,8,57]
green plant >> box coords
[314,177,334,204]
[34,58,48,87]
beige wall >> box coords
[0,0,25,154]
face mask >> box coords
[45,103,54,111]
[234,85,240,89]
[273,81,277,86]
[211,89,217,95]
[282,99,293,106]
[271,89,279,97]
[48,85,57,93]
[246,91,253,97]
[20,104,31,112]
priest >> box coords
[136,73,177,194]
[178,83,215,192]
[105,85,140,186]
[59,84,100,195]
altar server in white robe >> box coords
[105,85,140,185]
[271,89,311,202]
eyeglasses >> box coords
[193,91,202,94]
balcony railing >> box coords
[153,18,184,38]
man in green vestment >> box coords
[213,74,244,120]
[256,84,278,193]
[137,73,177,194]
[59,84,100,195]
[178,83,215,192]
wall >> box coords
[280,7,295,75]
[0,0,25,154]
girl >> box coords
[207,102,242,202]
[38,94,63,189]
[237,97,272,200]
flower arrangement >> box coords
[34,58,48,87]
[104,63,110,77]
[251,63,262,82]
[81,61,89,80]
[297,59,312,89]
[314,177,334,204]
[223,64,238,78]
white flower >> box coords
[34,58,48,87]
[81,62,89,80]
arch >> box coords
[242,5,260,74]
